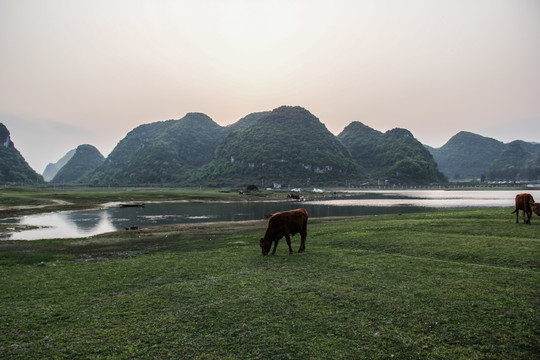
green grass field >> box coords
[1,208,539,359]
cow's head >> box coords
[531,201,540,216]
[260,237,271,256]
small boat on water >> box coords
[119,203,145,208]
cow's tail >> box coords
[511,209,517,214]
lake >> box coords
[1,189,537,240]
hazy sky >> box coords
[1,0,539,173]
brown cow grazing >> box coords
[260,208,308,256]
[512,193,540,224]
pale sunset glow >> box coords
[1,0,539,173]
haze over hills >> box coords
[42,149,76,182]
[488,141,540,181]
[428,131,540,181]
[0,123,43,184]
[50,145,104,184]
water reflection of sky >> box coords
[310,198,512,208]
[2,212,116,240]
[1,189,538,241]
[310,190,523,208]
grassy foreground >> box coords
[1,208,539,359]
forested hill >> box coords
[82,113,227,185]
[487,141,540,181]
[428,131,540,181]
[75,107,537,187]
[198,106,362,186]
[338,122,447,184]
[51,145,104,184]
[0,123,43,184]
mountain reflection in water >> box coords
[1,189,537,240]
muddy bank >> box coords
[0,216,356,263]
[0,187,299,220]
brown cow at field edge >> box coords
[512,193,540,224]
[260,208,308,256]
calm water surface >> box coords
[1,189,537,240]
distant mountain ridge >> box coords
[428,131,540,181]
[3,110,538,186]
[0,123,43,184]
[486,140,540,181]
[73,108,540,186]
[43,149,76,182]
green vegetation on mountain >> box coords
[429,132,539,181]
[83,113,225,185]
[199,106,361,187]
[224,111,269,133]
[50,145,104,184]
[487,141,540,181]
[4,108,537,187]
[5,106,537,187]
[338,122,446,184]
[0,123,43,185]
[429,131,505,180]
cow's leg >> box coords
[526,210,532,225]
[516,210,519,223]
[298,229,306,253]
[285,234,293,254]
[271,239,280,255]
